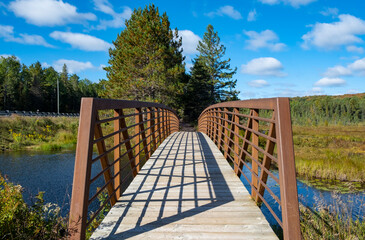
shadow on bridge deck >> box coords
[91,132,277,239]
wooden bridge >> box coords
[68,98,301,239]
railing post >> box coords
[217,108,223,151]
[147,107,152,154]
[135,108,142,173]
[114,109,122,199]
[69,98,95,240]
[275,98,301,239]
[223,108,229,158]
[251,109,259,200]
[234,108,240,174]
[156,108,162,145]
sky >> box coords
[1,0,365,100]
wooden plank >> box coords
[91,132,278,240]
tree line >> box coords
[0,57,99,113]
[290,94,365,125]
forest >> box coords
[0,56,99,113]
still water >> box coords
[0,152,364,226]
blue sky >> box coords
[1,0,365,99]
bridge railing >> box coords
[68,98,179,240]
[198,97,301,239]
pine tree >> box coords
[104,4,185,107]
[183,58,212,121]
[196,24,239,103]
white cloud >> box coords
[248,79,270,88]
[311,87,324,94]
[0,24,53,47]
[348,58,365,75]
[206,5,242,20]
[8,0,96,26]
[179,30,201,55]
[323,65,352,77]
[320,7,339,17]
[50,31,112,51]
[346,45,364,54]
[92,0,132,30]
[302,14,365,50]
[244,30,286,51]
[258,0,316,8]
[346,89,359,94]
[241,57,286,77]
[52,59,94,74]
[315,77,346,87]
[247,9,257,22]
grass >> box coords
[0,116,79,152]
[300,203,365,239]
[293,125,365,183]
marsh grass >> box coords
[293,125,365,183]
[0,116,79,151]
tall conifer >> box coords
[104,4,185,106]
[196,24,239,102]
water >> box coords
[0,151,103,216]
[239,163,365,231]
[1,151,364,225]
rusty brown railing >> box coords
[198,97,301,239]
[68,98,179,240]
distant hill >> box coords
[289,93,365,125]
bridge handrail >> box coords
[68,98,179,239]
[198,97,301,240]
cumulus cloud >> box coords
[302,14,365,50]
[92,0,132,30]
[348,58,365,75]
[50,31,112,51]
[241,57,287,77]
[247,9,257,22]
[206,5,242,20]
[346,45,364,54]
[0,24,53,47]
[323,58,365,78]
[248,79,270,87]
[52,59,94,74]
[258,0,316,8]
[323,65,352,77]
[244,30,286,51]
[178,30,201,55]
[8,0,96,27]
[315,77,346,87]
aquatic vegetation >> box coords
[293,125,365,183]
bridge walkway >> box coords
[91,131,278,240]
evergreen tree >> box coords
[183,59,212,121]
[196,24,239,103]
[104,4,185,107]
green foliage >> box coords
[290,94,365,125]
[85,189,111,239]
[0,174,67,239]
[103,4,185,108]
[0,116,78,151]
[0,56,99,112]
[195,24,239,103]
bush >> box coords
[0,174,67,239]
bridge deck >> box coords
[91,132,278,240]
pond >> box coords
[0,151,364,227]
